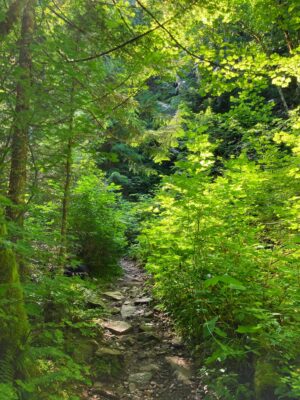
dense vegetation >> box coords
[0,0,299,398]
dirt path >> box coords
[86,259,203,400]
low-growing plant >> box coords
[69,173,127,276]
[16,274,107,399]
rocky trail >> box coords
[86,259,203,400]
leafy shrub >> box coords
[0,384,18,400]
[18,275,106,399]
[138,110,300,398]
[69,173,127,276]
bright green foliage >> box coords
[1,0,300,398]
[69,171,127,276]
[0,384,18,400]
[138,106,300,397]
[18,274,107,399]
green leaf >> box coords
[220,276,246,290]
[203,276,221,287]
[203,316,219,338]
[236,325,261,334]
[214,327,227,338]
[203,275,246,290]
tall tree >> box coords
[0,0,26,39]
[7,0,35,228]
[0,209,29,385]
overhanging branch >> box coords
[67,23,165,63]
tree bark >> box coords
[60,136,73,261]
[0,212,29,383]
[59,83,75,263]
[7,0,34,226]
[0,0,26,39]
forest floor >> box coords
[85,259,203,400]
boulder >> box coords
[103,320,132,335]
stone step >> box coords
[103,320,132,335]
[103,291,124,301]
[134,297,152,305]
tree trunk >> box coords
[60,136,73,262]
[59,83,75,263]
[7,0,34,226]
[0,0,26,39]
[0,212,29,384]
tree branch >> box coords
[136,0,203,62]
[47,2,86,34]
[67,23,165,63]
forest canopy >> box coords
[0,0,299,399]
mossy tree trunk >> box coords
[6,0,35,278]
[0,214,29,384]
[7,0,34,227]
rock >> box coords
[170,335,184,348]
[137,332,161,342]
[132,277,142,282]
[134,297,152,305]
[93,349,124,380]
[143,311,154,318]
[91,318,104,326]
[121,304,137,319]
[92,382,119,399]
[71,337,98,363]
[129,372,153,387]
[140,322,155,333]
[110,306,121,315]
[118,335,135,345]
[165,356,192,384]
[103,320,132,335]
[140,363,160,373]
[129,383,136,393]
[96,346,123,357]
[175,370,192,385]
[85,291,106,308]
[103,291,124,301]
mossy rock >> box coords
[71,338,98,364]
[92,346,125,381]
[254,359,280,400]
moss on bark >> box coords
[0,217,29,383]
